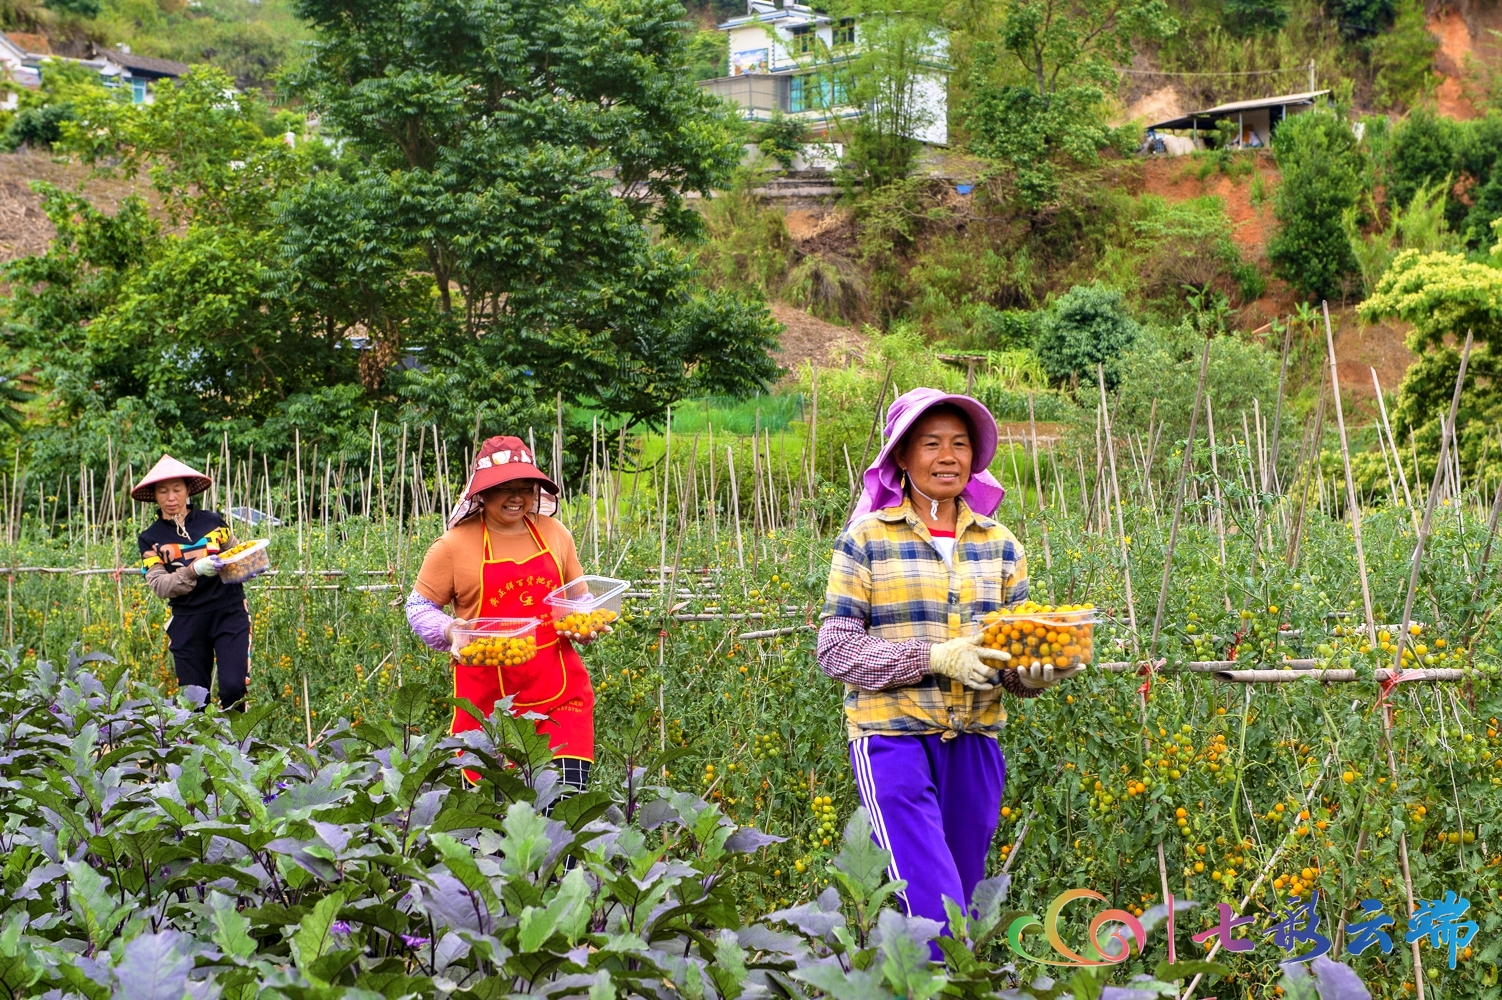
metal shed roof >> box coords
[1147,89,1330,131]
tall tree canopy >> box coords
[2,0,781,476]
[1360,227,1502,478]
[285,0,780,434]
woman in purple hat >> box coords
[818,388,1084,945]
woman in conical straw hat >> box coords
[406,435,604,791]
[133,454,251,710]
[817,388,1085,957]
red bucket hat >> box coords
[131,454,213,503]
[450,435,561,524]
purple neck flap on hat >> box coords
[847,387,1005,524]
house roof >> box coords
[6,32,50,56]
[1147,90,1330,131]
[103,50,190,78]
[718,2,831,30]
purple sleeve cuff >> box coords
[405,590,453,651]
[816,616,930,690]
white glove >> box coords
[192,557,219,577]
[443,618,472,647]
[1014,659,1086,690]
[929,633,1011,690]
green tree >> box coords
[286,0,779,431]
[962,55,1124,207]
[960,0,1173,205]
[685,27,728,81]
[1383,109,1457,213]
[1221,0,1288,35]
[0,61,117,152]
[1035,283,1141,390]
[1370,0,1438,111]
[2,68,350,474]
[1324,0,1395,37]
[1267,108,1366,301]
[997,0,1176,100]
[1359,230,1502,479]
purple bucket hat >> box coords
[849,387,1005,522]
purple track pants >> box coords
[849,733,1006,944]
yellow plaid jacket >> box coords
[821,497,1028,739]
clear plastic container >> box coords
[213,539,271,584]
[545,575,629,638]
[973,606,1098,670]
[450,618,540,666]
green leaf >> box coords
[791,964,893,1000]
[429,832,502,921]
[1155,959,1230,982]
[230,703,278,742]
[830,809,893,905]
[213,903,258,960]
[290,890,346,984]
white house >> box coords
[82,46,190,104]
[698,1,948,149]
[0,36,188,108]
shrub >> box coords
[753,111,808,171]
[1100,324,1282,442]
[974,306,1040,350]
[1324,0,1395,37]
[1,102,73,150]
[1382,109,1457,216]
[1370,0,1439,111]
[1222,0,1289,33]
[1267,109,1365,301]
[1036,284,1142,391]
[0,643,1176,998]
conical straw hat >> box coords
[131,454,213,502]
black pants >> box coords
[166,602,251,709]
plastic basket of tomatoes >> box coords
[545,575,628,640]
[212,539,271,584]
[974,602,1097,671]
[450,618,540,666]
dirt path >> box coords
[770,303,868,376]
[0,150,156,265]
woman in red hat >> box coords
[133,454,251,710]
[406,436,604,789]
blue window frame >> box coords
[131,79,147,103]
[790,74,846,112]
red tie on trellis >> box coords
[1137,657,1166,699]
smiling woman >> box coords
[816,388,1088,957]
[404,435,600,791]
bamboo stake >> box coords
[1027,394,1051,571]
[1205,395,1231,613]
[727,446,745,571]
[1098,366,1140,644]
[1323,302,1376,643]
[1149,335,1211,654]
[1387,331,1473,1000]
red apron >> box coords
[451,517,595,763]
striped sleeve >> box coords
[816,616,929,690]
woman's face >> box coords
[480,480,539,527]
[154,478,189,519]
[896,410,973,504]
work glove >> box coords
[929,633,1012,690]
[443,618,472,648]
[1014,659,1087,690]
[192,557,219,577]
